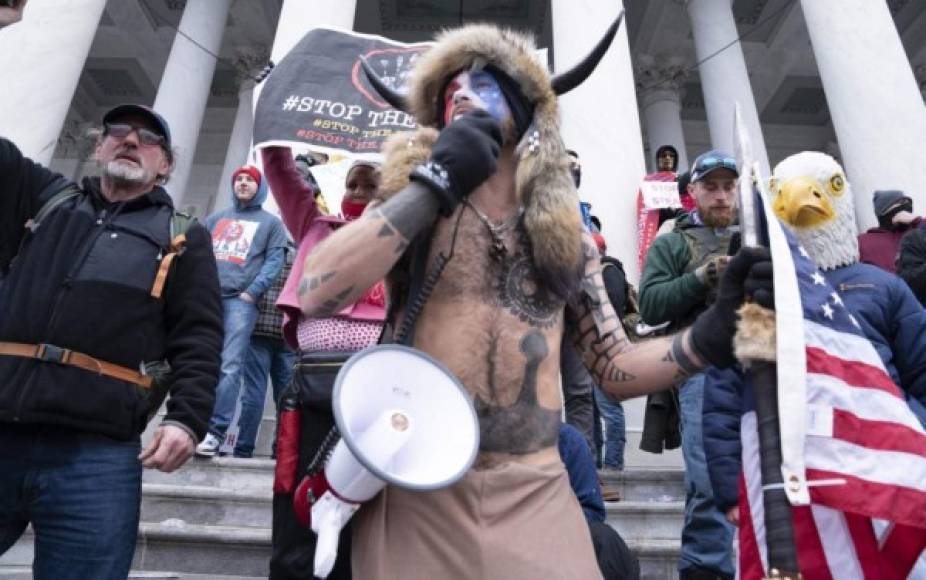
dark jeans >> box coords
[271,402,351,579]
[678,373,735,577]
[561,339,596,453]
[236,335,296,457]
[0,423,142,580]
[594,385,626,470]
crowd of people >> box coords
[1,3,923,580]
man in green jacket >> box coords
[638,150,739,580]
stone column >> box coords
[636,55,690,173]
[269,0,358,64]
[801,0,926,229]
[211,47,270,215]
[686,0,769,174]
[552,0,646,282]
[153,0,233,204]
[211,82,255,215]
[0,0,107,165]
[553,1,665,469]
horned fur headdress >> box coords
[364,13,624,300]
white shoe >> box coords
[195,433,222,457]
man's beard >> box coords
[104,159,151,187]
[700,206,734,228]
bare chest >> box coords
[424,208,564,329]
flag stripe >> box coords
[791,505,834,580]
[879,524,926,580]
[844,512,885,579]
[806,373,924,433]
[806,346,901,397]
[737,473,766,580]
[812,505,865,579]
[807,468,926,528]
[740,412,769,576]
[833,408,926,457]
[803,319,889,371]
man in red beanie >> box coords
[198,164,289,457]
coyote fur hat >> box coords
[364,13,624,300]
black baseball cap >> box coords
[102,104,172,150]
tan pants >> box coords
[351,459,603,580]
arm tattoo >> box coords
[665,333,699,380]
[299,271,336,298]
[570,238,636,386]
[371,182,440,241]
[310,285,355,317]
[474,330,560,454]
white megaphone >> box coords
[293,345,479,578]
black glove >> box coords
[690,247,773,368]
[410,109,502,216]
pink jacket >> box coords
[261,147,386,348]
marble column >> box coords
[152,0,233,205]
[211,82,255,215]
[212,47,270,215]
[0,0,107,165]
[636,55,690,173]
[269,0,358,64]
[552,0,647,282]
[686,0,769,174]
[801,0,926,229]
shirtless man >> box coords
[299,22,770,580]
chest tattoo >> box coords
[474,330,560,454]
[491,228,562,329]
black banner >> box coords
[254,28,429,156]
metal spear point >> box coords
[732,104,801,580]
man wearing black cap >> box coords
[0,101,222,579]
[858,189,923,274]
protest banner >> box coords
[254,27,428,158]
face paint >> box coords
[442,69,511,126]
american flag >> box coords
[737,226,926,579]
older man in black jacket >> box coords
[0,97,222,578]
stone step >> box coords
[600,467,685,502]
[628,538,681,580]
[141,483,272,529]
[142,456,275,492]
[2,528,680,580]
[607,500,684,542]
[2,523,272,578]
[0,568,264,580]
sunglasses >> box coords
[104,123,166,148]
[694,156,737,173]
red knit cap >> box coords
[592,232,607,254]
[232,165,262,187]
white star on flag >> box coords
[799,246,810,258]
[812,271,826,286]
[831,292,843,306]
[821,303,834,319]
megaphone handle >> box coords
[313,519,339,579]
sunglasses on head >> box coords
[104,123,166,147]
[695,156,737,173]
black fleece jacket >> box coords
[0,137,222,441]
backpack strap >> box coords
[150,211,196,299]
[25,184,82,233]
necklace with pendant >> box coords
[465,199,524,261]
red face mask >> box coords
[341,198,367,220]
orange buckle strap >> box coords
[150,233,187,299]
[0,341,152,389]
